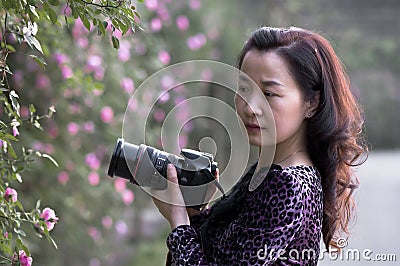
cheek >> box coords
[234,95,245,114]
[272,101,306,139]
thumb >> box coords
[167,164,179,184]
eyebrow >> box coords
[239,75,284,88]
[260,80,284,88]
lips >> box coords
[245,123,260,129]
[245,123,262,132]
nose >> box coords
[243,96,263,117]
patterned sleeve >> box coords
[189,208,211,231]
[166,169,306,265]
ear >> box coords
[305,92,320,118]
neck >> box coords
[269,122,309,167]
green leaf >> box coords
[9,90,20,117]
[98,21,107,37]
[48,105,56,118]
[0,132,18,142]
[33,120,43,130]
[46,234,58,249]
[14,228,26,237]
[29,104,36,114]
[29,5,40,21]
[29,55,47,69]
[15,173,22,183]
[48,7,58,24]
[16,201,24,211]
[82,16,91,31]
[35,200,41,209]
[25,36,43,54]
[6,44,16,52]
[41,154,59,167]
[7,143,17,159]
[93,82,104,90]
[111,35,120,49]
[0,120,7,129]
[16,238,30,256]
[49,0,59,6]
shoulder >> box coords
[267,164,321,191]
[250,164,321,203]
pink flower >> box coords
[151,17,162,32]
[35,74,51,89]
[176,15,189,31]
[20,106,29,118]
[187,34,207,50]
[102,216,113,229]
[118,40,131,62]
[13,70,24,88]
[145,0,158,10]
[114,178,126,192]
[158,50,170,65]
[179,134,188,147]
[115,220,128,235]
[61,65,73,79]
[135,43,147,55]
[86,55,102,72]
[128,98,138,111]
[88,172,100,186]
[40,207,59,231]
[14,250,33,266]
[58,171,69,185]
[67,122,80,136]
[53,53,69,65]
[76,37,89,48]
[100,106,114,123]
[158,92,170,103]
[83,121,95,133]
[87,226,101,241]
[157,6,170,21]
[120,78,135,94]
[4,187,18,202]
[161,75,174,89]
[189,0,202,10]
[121,189,135,205]
[48,124,59,139]
[153,109,165,122]
[12,124,20,137]
[85,153,100,171]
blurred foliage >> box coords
[0,0,399,265]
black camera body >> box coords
[108,138,219,208]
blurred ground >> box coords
[319,150,400,265]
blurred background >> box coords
[6,0,399,265]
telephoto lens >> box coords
[107,138,223,208]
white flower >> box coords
[23,22,38,36]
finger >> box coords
[214,168,219,181]
[167,164,179,184]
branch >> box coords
[79,0,123,9]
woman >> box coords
[152,26,367,265]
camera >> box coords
[107,138,223,208]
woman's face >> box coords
[235,49,310,148]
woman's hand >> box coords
[186,168,219,217]
[151,164,190,230]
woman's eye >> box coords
[263,91,274,97]
[239,86,249,93]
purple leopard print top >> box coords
[166,163,323,265]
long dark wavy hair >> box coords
[200,27,368,253]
